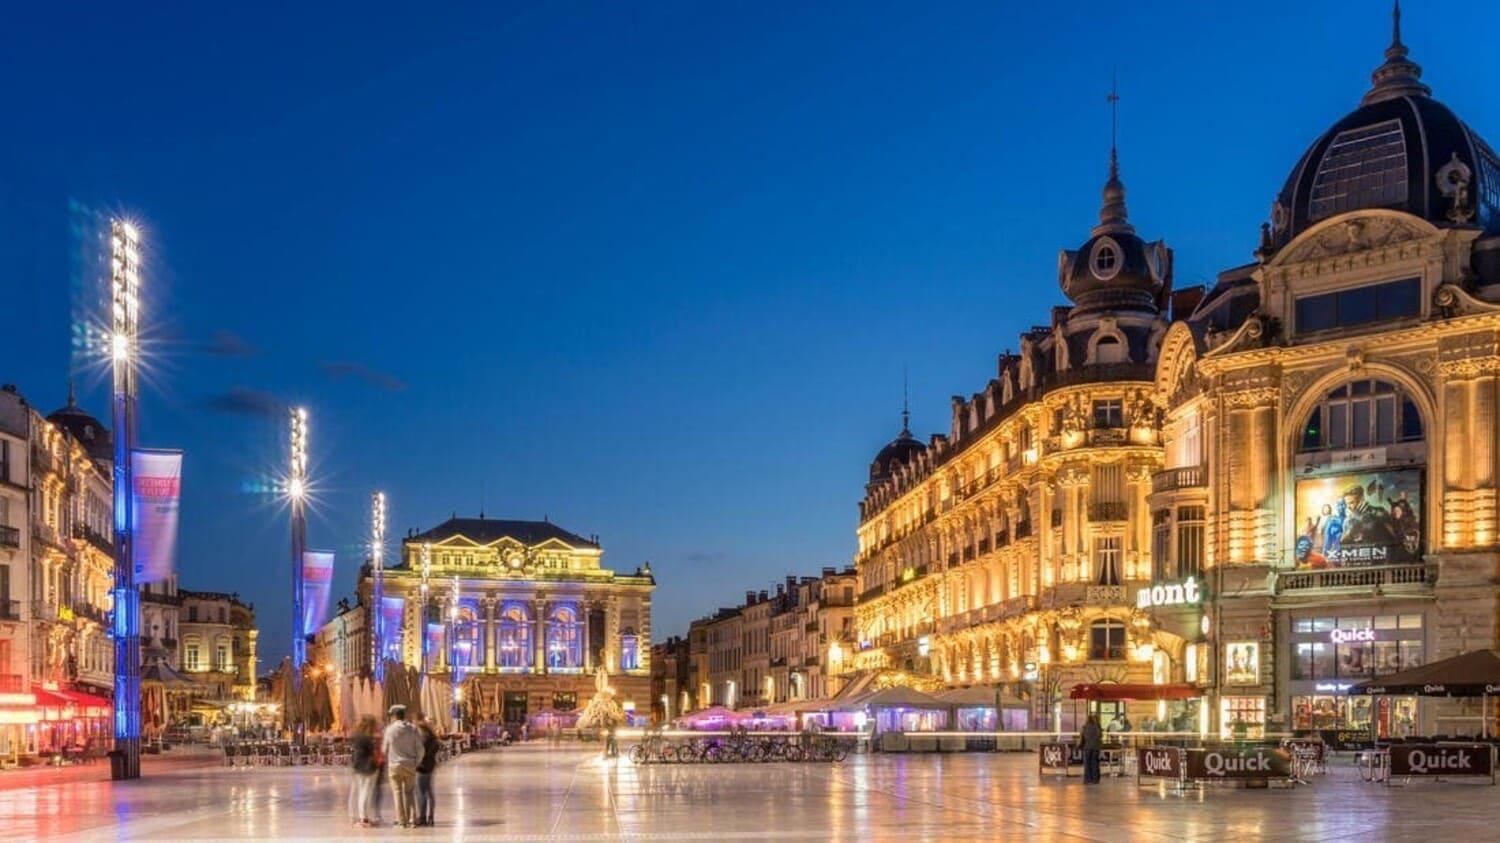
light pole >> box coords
[109,219,142,781]
[371,491,386,680]
[419,541,431,673]
[449,575,461,731]
[289,407,309,669]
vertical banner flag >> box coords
[301,550,336,635]
[130,449,183,584]
[378,596,406,663]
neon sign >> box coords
[1329,628,1377,645]
[1136,576,1202,609]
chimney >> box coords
[758,590,768,603]
[745,590,756,606]
[822,566,835,577]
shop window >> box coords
[1299,379,1423,452]
[1219,696,1266,740]
[1088,619,1126,661]
[1092,399,1124,429]
[1336,642,1373,677]
[1175,506,1205,578]
[1093,537,1122,586]
[1398,614,1423,629]
[1292,642,1334,680]
[1151,509,1172,581]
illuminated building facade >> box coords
[851,12,1500,738]
[357,517,653,725]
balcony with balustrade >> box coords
[1151,465,1206,494]
[1274,564,1434,595]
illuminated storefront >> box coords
[1285,610,1425,737]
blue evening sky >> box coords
[2,2,1495,664]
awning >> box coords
[53,689,112,717]
[1069,683,1201,701]
[1352,649,1500,697]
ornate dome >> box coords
[1058,149,1172,316]
[1270,4,1500,248]
[47,385,112,464]
[868,409,925,483]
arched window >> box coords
[619,629,640,671]
[451,605,481,669]
[1300,379,1423,452]
[497,603,532,669]
[1088,619,1126,661]
[546,603,583,670]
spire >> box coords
[1094,72,1134,236]
[899,366,912,438]
[66,377,77,408]
[1363,0,1430,105]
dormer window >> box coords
[1090,238,1121,280]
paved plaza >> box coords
[4,743,1497,841]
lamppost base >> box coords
[109,746,141,780]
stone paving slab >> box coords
[3,744,1497,841]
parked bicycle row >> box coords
[628,733,850,764]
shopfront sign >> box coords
[1139,747,1184,779]
[1329,628,1377,645]
[1185,748,1292,780]
[1388,744,1495,778]
[1135,576,1201,610]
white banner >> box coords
[131,449,182,584]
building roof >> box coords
[1272,7,1499,247]
[46,386,113,464]
[410,517,599,549]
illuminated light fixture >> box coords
[289,406,310,669]
[371,491,387,681]
[109,217,143,780]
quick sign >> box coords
[1139,747,1183,779]
[1185,748,1291,780]
[1135,576,1202,610]
[1038,743,1081,770]
[1328,628,1377,645]
[1388,745,1494,777]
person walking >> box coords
[415,717,441,827]
[382,705,425,828]
[347,716,381,828]
[1079,714,1104,784]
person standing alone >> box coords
[347,716,381,827]
[382,705,425,828]
[1079,714,1103,784]
[415,717,441,827]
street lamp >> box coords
[371,491,386,680]
[419,541,431,673]
[110,218,142,781]
[289,406,308,669]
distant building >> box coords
[682,566,856,710]
[309,596,369,679]
[649,636,690,722]
[333,516,654,726]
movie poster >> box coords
[1224,642,1259,686]
[1294,469,1421,569]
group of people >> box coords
[348,704,443,828]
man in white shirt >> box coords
[382,705,425,828]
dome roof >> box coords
[869,406,926,483]
[47,388,112,464]
[1058,150,1171,315]
[1271,5,1500,248]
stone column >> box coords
[581,598,593,671]
[483,598,497,671]
[606,595,621,673]
[534,596,548,675]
